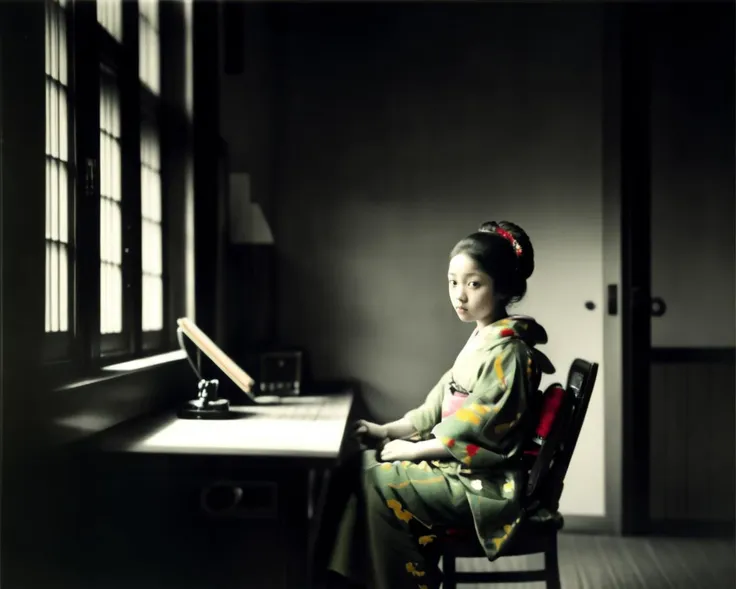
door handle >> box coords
[650,296,667,317]
[607,284,618,315]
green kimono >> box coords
[323,316,554,589]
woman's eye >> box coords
[469,282,480,288]
[449,280,457,286]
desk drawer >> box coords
[198,479,278,520]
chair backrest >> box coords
[518,357,551,452]
[524,358,599,511]
[523,382,568,500]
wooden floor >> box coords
[450,533,735,589]
[64,527,735,589]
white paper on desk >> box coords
[135,419,346,458]
[102,395,354,459]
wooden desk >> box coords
[96,393,354,460]
[84,392,355,589]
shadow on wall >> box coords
[275,224,472,422]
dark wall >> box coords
[265,2,611,519]
[266,3,607,418]
[193,0,225,341]
[220,2,273,213]
[0,3,61,586]
[219,1,278,359]
[217,2,735,529]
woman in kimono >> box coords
[315,221,553,589]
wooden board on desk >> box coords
[96,394,354,459]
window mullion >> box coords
[123,0,143,355]
[71,0,102,366]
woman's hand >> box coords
[379,439,418,462]
[351,420,388,442]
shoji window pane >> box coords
[59,88,68,161]
[139,0,160,95]
[48,242,59,332]
[100,72,124,335]
[141,123,163,332]
[97,0,123,42]
[45,0,73,334]
[142,274,163,333]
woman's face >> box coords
[448,253,497,328]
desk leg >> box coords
[277,466,333,589]
[307,467,333,587]
[279,468,313,589]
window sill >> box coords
[54,350,187,393]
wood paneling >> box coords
[649,353,735,528]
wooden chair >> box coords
[441,358,599,588]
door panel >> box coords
[646,3,736,534]
[617,2,736,535]
[650,4,735,349]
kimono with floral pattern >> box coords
[402,315,555,560]
[321,316,555,589]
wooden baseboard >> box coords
[648,519,735,538]
[561,515,735,538]
[650,347,735,363]
[561,515,616,535]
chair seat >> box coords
[442,509,564,558]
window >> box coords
[99,71,123,336]
[140,122,163,333]
[45,0,74,357]
[41,0,194,377]
[97,0,123,42]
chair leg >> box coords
[442,553,456,589]
[544,535,562,589]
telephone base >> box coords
[177,398,234,420]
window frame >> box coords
[94,7,143,360]
[140,95,168,353]
[43,0,190,384]
[97,59,132,358]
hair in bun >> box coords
[450,220,535,306]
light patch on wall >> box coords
[185,153,196,319]
[228,173,274,245]
[183,0,194,118]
